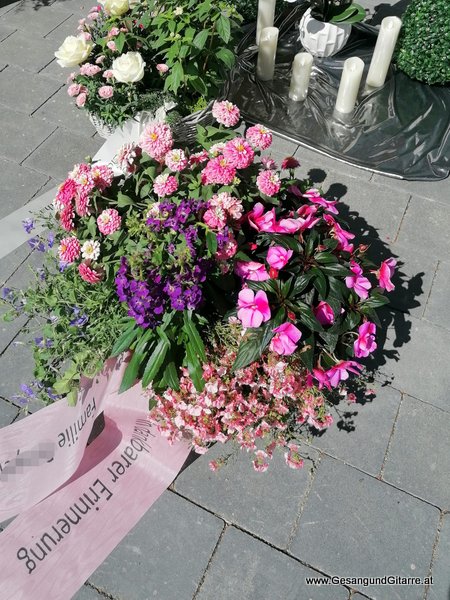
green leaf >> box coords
[111,322,139,356]
[216,47,235,69]
[232,309,285,371]
[206,230,218,255]
[183,312,206,362]
[291,272,314,297]
[119,329,154,393]
[169,61,184,94]
[305,229,319,257]
[299,332,315,371]
[320,331,339,353]
[66,388,78,407]
[265,233,303,253]
[246,279,279,294]
[311,267,328,298]
[296,302,323,332]
[216,14,231,43]
[315,252,338,265]
[141,334,170,388]
[185,342,205,391]
[160,359,179,390]
[360,293,390,309]
[331,3,366,23]
[114,32,126,53]
[190,76,208,96]
[192,29,209,49]
[321,263,352,277]
[117,192,134,208]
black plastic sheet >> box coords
[227,3,450,181]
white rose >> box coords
[55,35,94,68]
[103,0,129,16]
[111,52,145,83]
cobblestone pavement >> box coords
[0,1,449,599]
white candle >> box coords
[256,0,276,45]
[289,52,314,101]
[256,27,279,81]
[366,16,402,87]
[335,56,365,114]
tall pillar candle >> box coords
[256,27,279,81]
[289,52,314,101]
[256,0,276,45]
[366,16,402,87]
[335,56,364,113]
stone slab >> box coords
[51,0,91,16]
[0,2,72,37]
[0,158,49,218]
[174,441,319,549]
[0,106,56,163]
[0,242,32,286]
[23,127,102,181]
[383,395,450,509]
[197,526,349,600]
[0,398,18,426]
[72,584,106,600]
[295,144,373,182]
[423,259,450,330]
[0,29,56,72]
[88,491,223,600]
[0,336,36,407]
[0,23,16,41]
[44,12,79,44]
[0,67,61,115]
[39,57,69,81]
[291,457,439,600]
[428,514,450,600]
[310,385,401,476]
[371,173,450,204]
[34,85,96,137]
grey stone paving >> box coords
[0,0,449,599]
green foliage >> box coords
[309,0,365,24]
[395,0,450,85]
[231,0,284,24]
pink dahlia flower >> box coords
[281,156,300,170]
[266,246,293,270]
[216,237,238,260]
[90,164,114,191]
[235,261,270,281]
[153,173,178,197]
[256,170,281,196]
[245,124,273,150]
[140,122,173,162]
[79,261,103,284]
[269,322,302,356]
[211,100,240,127]
[58,236,81,263]
[97,208,121,235]
[203,206,227,230]
[345,260,372,299]
[116,142,142,175]
[222,138,255,169]
[313,301,335,326]
[165,149,188,172]
[56,178,77,206]
[201,156,236,186]
[59,205,75,231]
[375,258,396,292]
[237,289,271,328]
[210,191,243,220]
[354,321,377,358]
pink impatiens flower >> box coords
[354,321,377,358]
[324,214,354,252]
[222,137,255,169]
[303,188,338,214]
[245,124,273,150]
[58,236,81,263]
[313,301,335,326]
[237,289,271,328]
[211,100,240,127]
[235,261,270,281]
[266,246,293,270]
[97,208,121,235]
[247,203,277,232]
[374,257,397,292]
[269,322,302,355]
[153,173,178,197]
[256,170,281,196]
[326,360,363,388]
[345,260,372,300]
[140,122,173,162]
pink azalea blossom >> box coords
[252,450,269,473]
[256,170,281,196]
[98,85,114,98]
[76,92,87,107]
[354,321,377,358]
[284,443,304,469]
[201,156,236,185]
[156,63,169,73]
[303,188,339,214]
[80,63,101,76]
[374,258,397,292]
[326,360,363,388]
[313,301,335,326]
[222,137,255,169]
[165,148,188,172]
[58,236,80,263]
[78,261,103,284]
[211,100,240,127]
[140,122,173,161]
[97,208,121,235]
[345,260,372,299]
[269,322,302,355]
[153,173,178,197]
[237,289,271,328]
[235,261,270,281]
[245,124,273,150]
[266,246,293,270]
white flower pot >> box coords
[298,8,352,58]
[89,113,117,139]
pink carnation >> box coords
[201,156,236,186]
[106,40,117,51]
[78,261,104,284]
[140,122,173,162]
[76,92,87,107]
[266,246,293,270]
[67,83,82,97]
[80,63,101,76]
[245,124,273,150]
[108,27,120,37]
[153,173,178,197]
[97,208,121,235]
[58,236,81,263]
[269,322,302,356]
[165,149,188,172]
[313,301,335,326]
[256,170,281,196]
[222,138,255,169]
[237,289,271,328]
[156,63,169,73]
[103,69,114,79]
[98,85,114,99]
[211,100,240,127]
[235,261,270,281]
[354,321,377,358]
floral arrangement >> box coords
[55,0,243,127]
[3,101,396,470]
[308,0,365,23]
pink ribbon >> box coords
[0,357,191,599]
